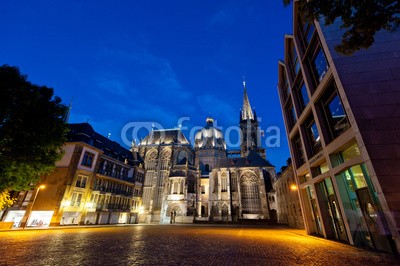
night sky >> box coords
[0,1,293,170]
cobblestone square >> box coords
[1,225,399,265]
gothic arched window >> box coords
[222,205,229,216]
[231,172,237,192]
[240,171,261,214]
[177,150,188,164]
[221,173,227,192]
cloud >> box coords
[197,94,238,125]
[95,76,129,96]
[94,47,191,103]
[207,1,245,27]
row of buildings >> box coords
[1,123,145,227]
[0,82,291,228]
[277,1,400,254]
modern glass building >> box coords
[277,3,400,253]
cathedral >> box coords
[136,82,276,224]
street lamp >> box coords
[290,184,298,191]
[23,185,45,229]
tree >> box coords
[0,65,68,208]
[283,0,400,55]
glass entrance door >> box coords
[356,187,393,253]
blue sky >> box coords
[0,0,293,170]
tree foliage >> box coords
[283,0,400,55]
[0,65,68,208]
[0,190,14,210]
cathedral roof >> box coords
[241,80,254,120]
[140,129,190,145]
[215,151,274,168]
[194,117,226,150]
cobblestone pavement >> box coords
[0,224,399,265]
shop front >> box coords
[61,212,81,225]
[3,210,26,228]
[26,211,54,227]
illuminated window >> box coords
[330,143,361,167]
[173,181,178,194]
[75,175,87,188]
[70,193,83,207]
[339,164,369,192]
[222,205,229,216]
[231,172,237,192]
[221,174,227,192]
[82,152,95,167]
[240,173,261,213]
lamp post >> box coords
[23,185,45,229]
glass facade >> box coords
[312,47,329,82]
[320,82,350,141]
[297,82,310,111]
[305,117,322,156]
[293,134,305,167]
[290,44,300,79]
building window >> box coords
[177,150,188,164]
[240,173,261,214]
[286,101,297,130]
[280,69,290,100]
[82,152,95,167]
[293,134,305,168]
[330,142,361,167]
[201,185,205,194]
[222,205,229,217]
[309,45,329,86]
[221,174,227,192]
[299,172,311,184]
[319,82,350,141]
[298,16,314,50]
[231,173,237,192]
[75,175,87,188]
[70,193,83,207]
[305,116,322,156]
[289,43,301,79]
[297,82,310,112]
[173,181,178,194]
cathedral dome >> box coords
[194,117,226,150]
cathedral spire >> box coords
[241,78,254,120]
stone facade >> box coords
[139,84,276,223]
[138,130,199,224]
[274,162,304,228]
